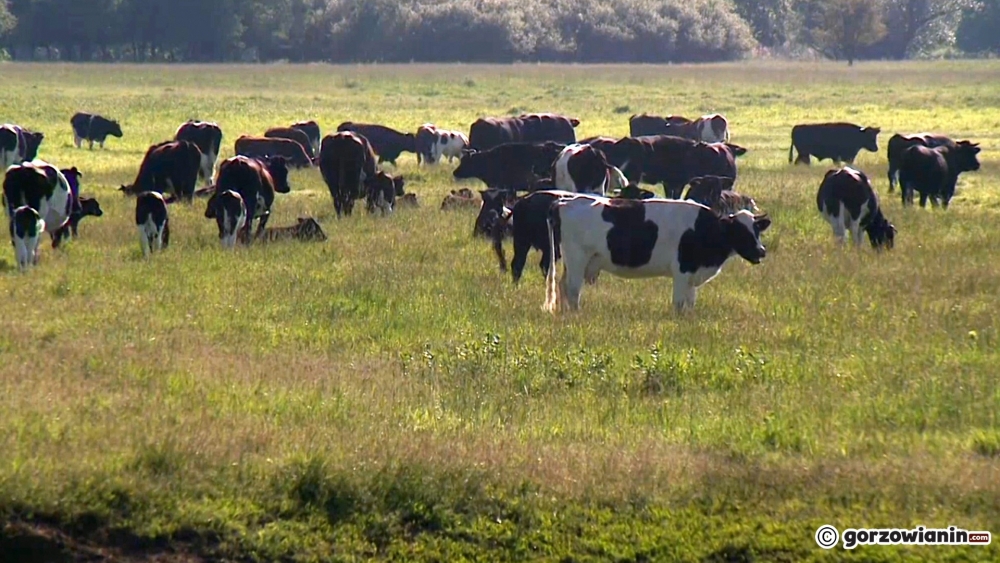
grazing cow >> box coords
[599,136,743,198]
[3,161,78,248]
[260,217,328,243]
[53,196,104,246]
[817,167,896,249]
[0,124,45,170]
[898,141,981,209]
[291,121,321,155]
[552,143,629,196]
[204,155,291,240]
[211,190,247,249]
[468,113,580,151]
[135,191,170,257]
[174,120,223,185]
[70,112,123,149]
[336,122,416,166]
[492,189,579,282]
[119,140,202,202]
[235,136,312,169]
[789,123,880,165]
[265,126,316,161]
[474,189,517,238]
[453,141,566,192]
[543,196,770,313]
[415,124,438,164]
[318,131,378,218]
[886,133,960,192]
[398,193,419,208]
[10,205,44,271]
[440,189,479,210]
[630,113,730,143]
[683,176,760,215]
[366,171,404,216]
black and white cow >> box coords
[366,171,405,216]
[543,195,770,313]
[0,124,45,170]
[552,144,629,196]
[3,160,80,249]
[135,191,170,257]
[211,190,246,248]
[817,167,896,249]
[174,120,223,185]
[415,124,469,165]
[898,141,981,209]
[10,205,44,271]
[70,112,123,150]
[629,113,731,143]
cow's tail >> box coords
[543,202,560,314]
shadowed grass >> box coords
[0,60,999,561]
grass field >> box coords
[1,60,1000,562]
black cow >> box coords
[235,136,312,169]
[119,140,203,202]
[898,142,981,209]
[291,120,321,155]
[598,136,743,198]
[265,126,316,161]
[204,155,291,241]
[366,171,405,216]
[174,120,223,185]
[683,176,760,216]
[474,188,518,239]
[789,123,880,165]
[318,131,378,218]
[468,113,579,152]
[70,112,123,149]
[52,196,104,246]
[336,122,416,166]
[628,114,692,137]
[886,133,959,192]
[818,167,896,249]
[453,141,567,193]
[492,189,580,282]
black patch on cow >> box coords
[601,199,659,268]
[677,208,735,273]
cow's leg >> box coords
[560,249,588,311]
[672,274,696,313]
[99,140,105,149]
[584,257,601,286]
[919,193,929,208]
[511,235,532,283]
[162,221,170,249]
[826,213,847,245]
[254,209,270,239]
[887,166,896,193]
[243,193,258,243]
[88,139,94,150]
[73,134,82,149]
[138,227,151,257]
[849,220,864,248]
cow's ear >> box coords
[754,215,771,233]
[722,177,735,190]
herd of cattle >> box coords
[0,109,984,312]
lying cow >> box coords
[235,135,312,169]
[789,123,880,165]
[119,140,203,202]
[70,112,123,149]
[543,195,770,313]
[898,141,980,209]
[174,120,223,186]
[817,167,896,249]
[440,189,479,210]
[552,144,629,196]
[336,122,416,166]
[259,216,328,243]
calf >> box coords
[336,122,416,166]
[366,171,402,216]
[492,189,578,283]
[886,133,958,192]
[453,141,566,192]
[789,123,880,165]
[441,189,479,210]
[3,161,78,248]
[265,126,316,161]
[817,167,896,249]
[10,205,44,271]
[235,135,312,169]
[683,176,760,215]
[474,189,517,238]
[543,196,770,313]
[318,131,378,218]
[291,121,321,155]
[552,144,629,196]
[211,190,247,249]
[53,196,104,246]
[135,191,170,257]
[119,140,202,202]
[260,217,328,243]
[174,120,223,185]
[899,142,980,209]
[398,193,419,208]
[204,155,291,241]
[70,112,122,149]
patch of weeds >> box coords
[970,430,1000,457]
[632,345,700,397]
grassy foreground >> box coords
[1,61,999,562]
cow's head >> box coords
[61,167,83,195]
[951,141,981,174]
[453,151,484,180]
[723,210,770,265]
[403,132,417,153]
[262,156,291,193]
[865,213,896,251]
[109,120,124,138]
[24,131,44,160]
[78,197,103,218]
[724,143,747,157]
[861,127,880,152]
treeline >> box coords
[0,0,998,64]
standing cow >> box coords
[204,156,291,242]
[174,120,223,186]
[318,131,378,218]
[898,141,981,209]
[336,122,416,166]
[291,121,321,155]
[552,144,628,196]
[3,160,81,249]
[817,167,896,249]
[885,133,959,192]
[468,113,579,152]
[789,123,880,165]
[70,112,123,149]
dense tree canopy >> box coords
[0,0,993,63]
